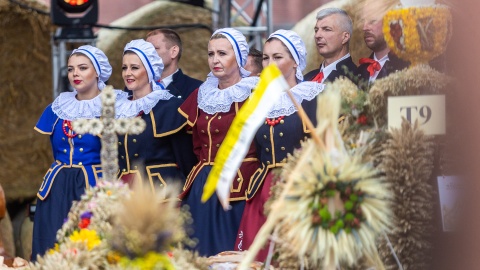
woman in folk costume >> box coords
[235,29,325,261]
[178,28,260,256]
[32,45,127,260]
[117,39,196,190]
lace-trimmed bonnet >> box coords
[71,45,112,90]
[210,28,251,78]
[124,39,165,91]
[267,29,307,82]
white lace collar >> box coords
[266,81,324,118]
[116,90,174,118]
[52,90,129,121]
[198,76,259,114]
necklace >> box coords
[62,120,77,138]
[266,116,285,126]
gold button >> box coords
[237,177,241,182]
[216,144,220,147]
[78,162,83,165]
[62,137,65,141]
[122,169,126,172]
[79,148,84,152]
[118,142,122,145]
[204,144,208,147]
[134,153,138,157]
[121,156,124,159]
[280,120,284,124]
[279,132,283,137]
[133,139,137,143]
[215,129,219,133]
[263,135,267,139]
[134,166,138,169]
[201,130,205,133]
[266,161,270,165]
[266,148,269,152]
[205,116,209,120]
[63,149,67,153]
[281,147,285,150]
[218,116,222,120]
[78,135,82,139]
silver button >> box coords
[237,177,241,182]
[78,162,83,165]
[78,135,82,139]
[133,139,137,143]
[79,148,84,152]
[266,148,269,152]
[218,116,222,120]
[279,132,283,137]
[134,153,138,157]
[263,135,267,139]
[281,147,285,151]
[63,149,67,153]
[216,144,220,147]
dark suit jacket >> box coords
[166,69,203,100]
[356,52,409,89]
[304,55,358,83]
[123,69,203,100]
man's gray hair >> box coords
[316,8,353,36]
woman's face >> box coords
[208,38,241,82]
[67,54,98,94]
[262,39,297,83]
[122,53,150,92]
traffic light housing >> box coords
[51,0,98,26]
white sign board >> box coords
[388,95,446,135]
[437,176,460,231]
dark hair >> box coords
[248,48,263,74]
[146,29,183,60]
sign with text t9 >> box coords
[50,0,98,26]
[388,95,446,135]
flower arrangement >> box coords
[241,91,391,270]
[383,4,452,66]
[30,180,130,269]
[30,179,208,270]
[310,181,365,235]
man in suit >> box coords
[146,29,203,99]
[356,2,409,88]
[244,48,263,77]
[304,8,357,83]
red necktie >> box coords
[359,58,381,76]
[312,71,324,83]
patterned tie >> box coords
[312,71,324,83]
[359,58,381,76]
